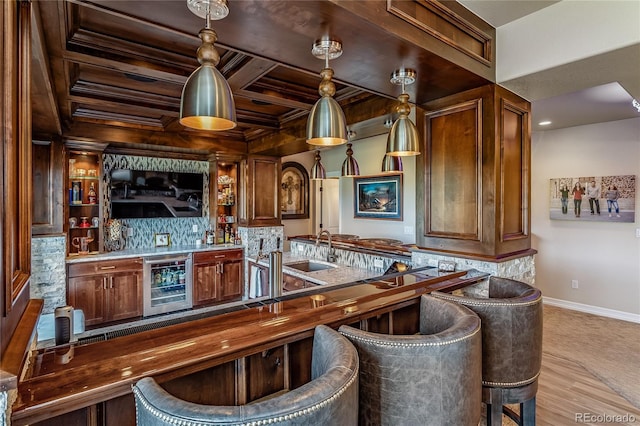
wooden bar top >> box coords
[12,268,486,424]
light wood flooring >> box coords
[520,352,640,425]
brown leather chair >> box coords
[132,325,359,425]
[433,276,543,426]
[339,295,482,426]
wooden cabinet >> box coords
[67,258,142,327]
[193,249,243,306]
[65,149,103,255]
[417,83,531,259]
[238,155,281,227]
[282,274,317,292]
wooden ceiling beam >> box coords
[63,122,248,155]
[248,94,394,155]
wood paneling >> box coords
[161,362,237,406]
[2,0,32,359]
[418,84,531,259]
[32,140,64,235]
[246,346,286,402]
[193,249,243,306]
[426,100,481,240]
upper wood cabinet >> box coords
[417,84,531,259]
[238,155,281,227]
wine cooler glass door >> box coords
[143,254,193,316]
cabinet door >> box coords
[283,274,305,292]
[193,263,219,306]
[108,271,142,322]
[68,276,107,326]
[219,259,242,301]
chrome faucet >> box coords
[316,230,336,262]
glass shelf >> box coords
[69,203,99,207]
[69,175,99,180]
[69,226,99,230]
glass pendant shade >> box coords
[180,3,236,131]
[341,143,360,176]
[180,63,236,130]
[381,154,403,173]
[306,39,348,146]
[310,151,326,180]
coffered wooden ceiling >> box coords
[32,0,493,156]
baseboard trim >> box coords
[543,297,640,324]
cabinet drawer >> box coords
[194,249,243,264]
[68,257,143,277]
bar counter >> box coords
[12,268,487,425]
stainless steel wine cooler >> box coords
[143,254,193,316]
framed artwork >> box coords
[154,232,171,247]
[281,162,309,219]
[354,173,403,220]
[549,175,636,222]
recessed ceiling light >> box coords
[538,120,552,126]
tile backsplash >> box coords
[102,154,211,250]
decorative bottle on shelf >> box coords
[88,183,97,204]
[205,224,215,245]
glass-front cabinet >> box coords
[215,161,238,244]
[66,150,102,255]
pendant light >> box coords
[180,0,236,131]
[381,154,403,173]
[386,68,420,156]
[310,150,326,180]
[341,130,360,176]
[306,39,348,146]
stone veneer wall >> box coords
[290,241,413,272]
[31,235,67,314]
[411,250,536,297]
[238,226,285,258]
[1,390,8,426]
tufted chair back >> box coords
[339,295,482,426]
[433,276,543,388]
[132,325,359,425]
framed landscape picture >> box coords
[549,175,636,222]
[354,173,402,220]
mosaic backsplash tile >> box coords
[102,154,211,251]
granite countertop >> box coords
[66,243,243,264]
[247,252,388,287]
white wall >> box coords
[315,133,417,244]
[497,0,640,82]
[531,117,640,315]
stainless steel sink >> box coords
[285,260,338,272]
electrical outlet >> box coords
[126,227,133,237]
[374,259,384,269]
[571,280,579,289]
[636,228,640,238]
[192,225,198,233]
[403,226,414,235]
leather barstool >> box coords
[339,295,482,426]
[433,276,543,426]
[132,325,359,425]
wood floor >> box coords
[523,352,640,425]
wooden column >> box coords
[416,84,531,259]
